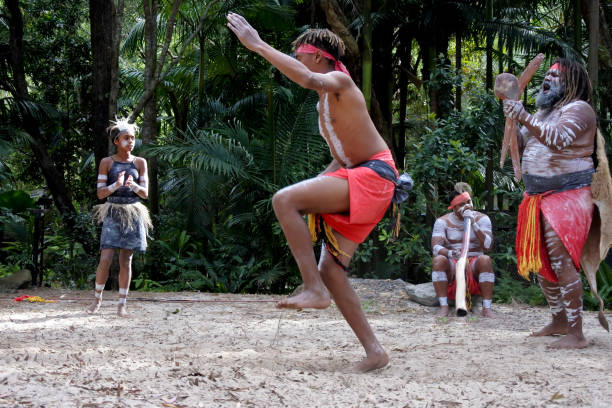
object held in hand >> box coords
[494,53,545,181]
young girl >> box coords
[87,119,152,317]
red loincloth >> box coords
[320,150,397,243]
[516,186,593,283]
[446,257,483,299]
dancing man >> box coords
[226,13,409,372]
[504,58,596,348]
[431,186,495,317]
[87,119,152,317]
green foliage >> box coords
[584,261,612,311]
[493,273,546,306]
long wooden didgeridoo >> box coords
[454,217,471,317]
[494,53,545,181]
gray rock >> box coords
[0,269,31,290]
[404,282,438,306]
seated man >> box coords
[431,188,495,317]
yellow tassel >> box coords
[518,195,542,279]
[393,204,401,239]
[307,214,318,243]
[25,296,56,303]
[322,220,350,258]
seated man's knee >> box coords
[432,255,449,270]
[476,254,492,270]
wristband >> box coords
[107,181,120,193]
[447,250,453,259]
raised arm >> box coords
[226,13,349,93]
[464,211,493,252]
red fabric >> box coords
[295,44,351,77]
[14,295,32,302]
[516,186,593,283]
[320,150,397,243]
[446,257,483,299]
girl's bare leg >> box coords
[274,176,350,310]
[318,234,388,373]
[117,249,133,317]
[86,248,114,314]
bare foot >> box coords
[481,308,496,318]
[86,300,101,315]
[117,304,128,317]
[276,288,330,310]
[349,350,389,373]
[435,306,449,317]
[547,333,588,349]
[529,322,568,337]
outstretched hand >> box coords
[226,12,263,52]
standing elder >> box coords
[504,58,600,348]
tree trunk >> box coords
[90,0,115,168]
[142,0,160,216]
[318,0,360,83]
[361,0,372,110]
[6,0,95,253]
[587,0,599,106]
[573,0,581,51]
[485,0,494,210]
[396,36,411,169]
[455,29,462,112]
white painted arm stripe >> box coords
[97,174,108,180]
[433,245,444,256]
[97,183,106,188]
[484,235,492,249]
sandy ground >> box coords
[0,279,611,408]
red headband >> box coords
[448,191,471,210]
[549,62,565,72]
[296,44,351,78]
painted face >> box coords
[115,132,135,151]
[535,68,565,109]
[452,199,472,219]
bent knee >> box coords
[432,255,449,270]
[476,254,492,268]
[272,188,297,215]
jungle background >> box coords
[0,0,611,309]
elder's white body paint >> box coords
[520,100,595,176]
